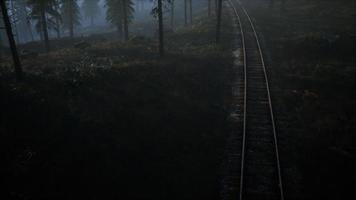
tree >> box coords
[105,0,134,41]
[32,13,60,40]
[215,0,217,15]
[16,0,34,42]
[184,0,187,26]
[82,0,100,26]
[216,0,222,42]
[6,0,32,43]
[53,0,62,38]
[208,0,211,17]
[170,0,174,28]
[189,0,192,24]
[8,0,19,43]
[27,0,59,52]
[60,0,80,38]
[0,0,23,80]
[157,0,163,56]
[183,0,192,26]
[122,0,129,41]
[151,0,164,56]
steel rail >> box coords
[238,3,285,199]
[228,0,285,199]
[227,1,247,200]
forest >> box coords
[0,0,355,199]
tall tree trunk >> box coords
[170,0,174,28]
[122,0,129,41]
[215,0,218,15]
[40,8,50,52]
[158,0,164,56]
[18,0,34,42]
[208,0,211,17]
[10,0,20,43]
[0,0,23,80]
[39,23,44,41]
[56,17,61,39]
[117,22,123,40]
[189,0,192,24]
[69,5,74,37]
[184,0,187,26]
[27,18,34,41]
[216,0,222,43]
[0,35,3,59]
[54,2,60,39]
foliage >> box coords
[105,0,134,30]
[150,0,173,17]
[26,0,61,34]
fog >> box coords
[0,0,355,200]
[1,0,158,45]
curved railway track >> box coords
[222,1,284,199]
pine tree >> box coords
[216,0,222,43]
[157,0,163,56]
[60,0,80,38]
[184,0,187,26]
[27,0,59,52]
[151,0,165,56]
[0,0,22,80]
[16,0,34,42]
[82,0,100,26]
[105,0,134,41]
[208,0,211,17]
[189,0,192,24]
[170,0,174,28]
[53,0,62,38]
[183,0,192,26]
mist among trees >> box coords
[0,0,355,199]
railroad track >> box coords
[221,0,284,199]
